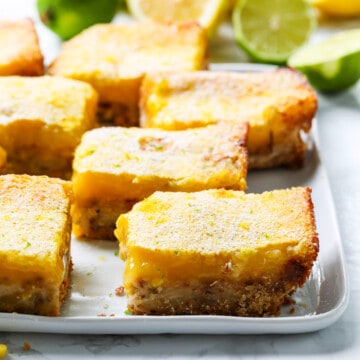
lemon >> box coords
[37,0,118,40]
[0,344,7,359]
[126,0,228,36]
[232,0,317,64]
[288,29,360,92]
[310,0,360,18]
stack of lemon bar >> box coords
[0,17,320,318]
[0,19,97,316]
[56,22,317,316]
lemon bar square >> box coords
[115,187,319,316]
[0,174,73,316]
[140,68,317,169]
[0,76,98,179]
[72,122,248,239]
[0,19,43,76]
[48,21,208,127]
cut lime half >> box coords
[232,0,316,64]
[288,29,360,92]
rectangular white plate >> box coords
[0,64,349,334]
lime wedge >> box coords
[288,29,360,92]
[126,0,228,36]
[232,0,316,64]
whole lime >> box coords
[37,0,118,40]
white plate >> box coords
[0,64,349,334]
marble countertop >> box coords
[1,1,360,358]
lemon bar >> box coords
[0,76,98,179]
[115,187,319,316]
[48,21,207,127]
[140,68,317,169]
[0,19,43,76]
[72,123,248,239]
[0,174,73,316]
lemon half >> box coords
[0,344,7,359]
[310,0,360,18]
[126,0,227,36]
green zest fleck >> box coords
[124,309,133,315]
[155,145,164,151]
[114,250,119,257]
[86,272,93,276]
[25,241,31,248]
[174,250,181,256]
[85,149,95,156]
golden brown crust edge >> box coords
[0,18,44,76]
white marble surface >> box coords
[1,1,360,358]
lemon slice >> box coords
[310,0,360,18]
[232,0,316,64]
[288,29,360,92]
[126,0,227,36]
